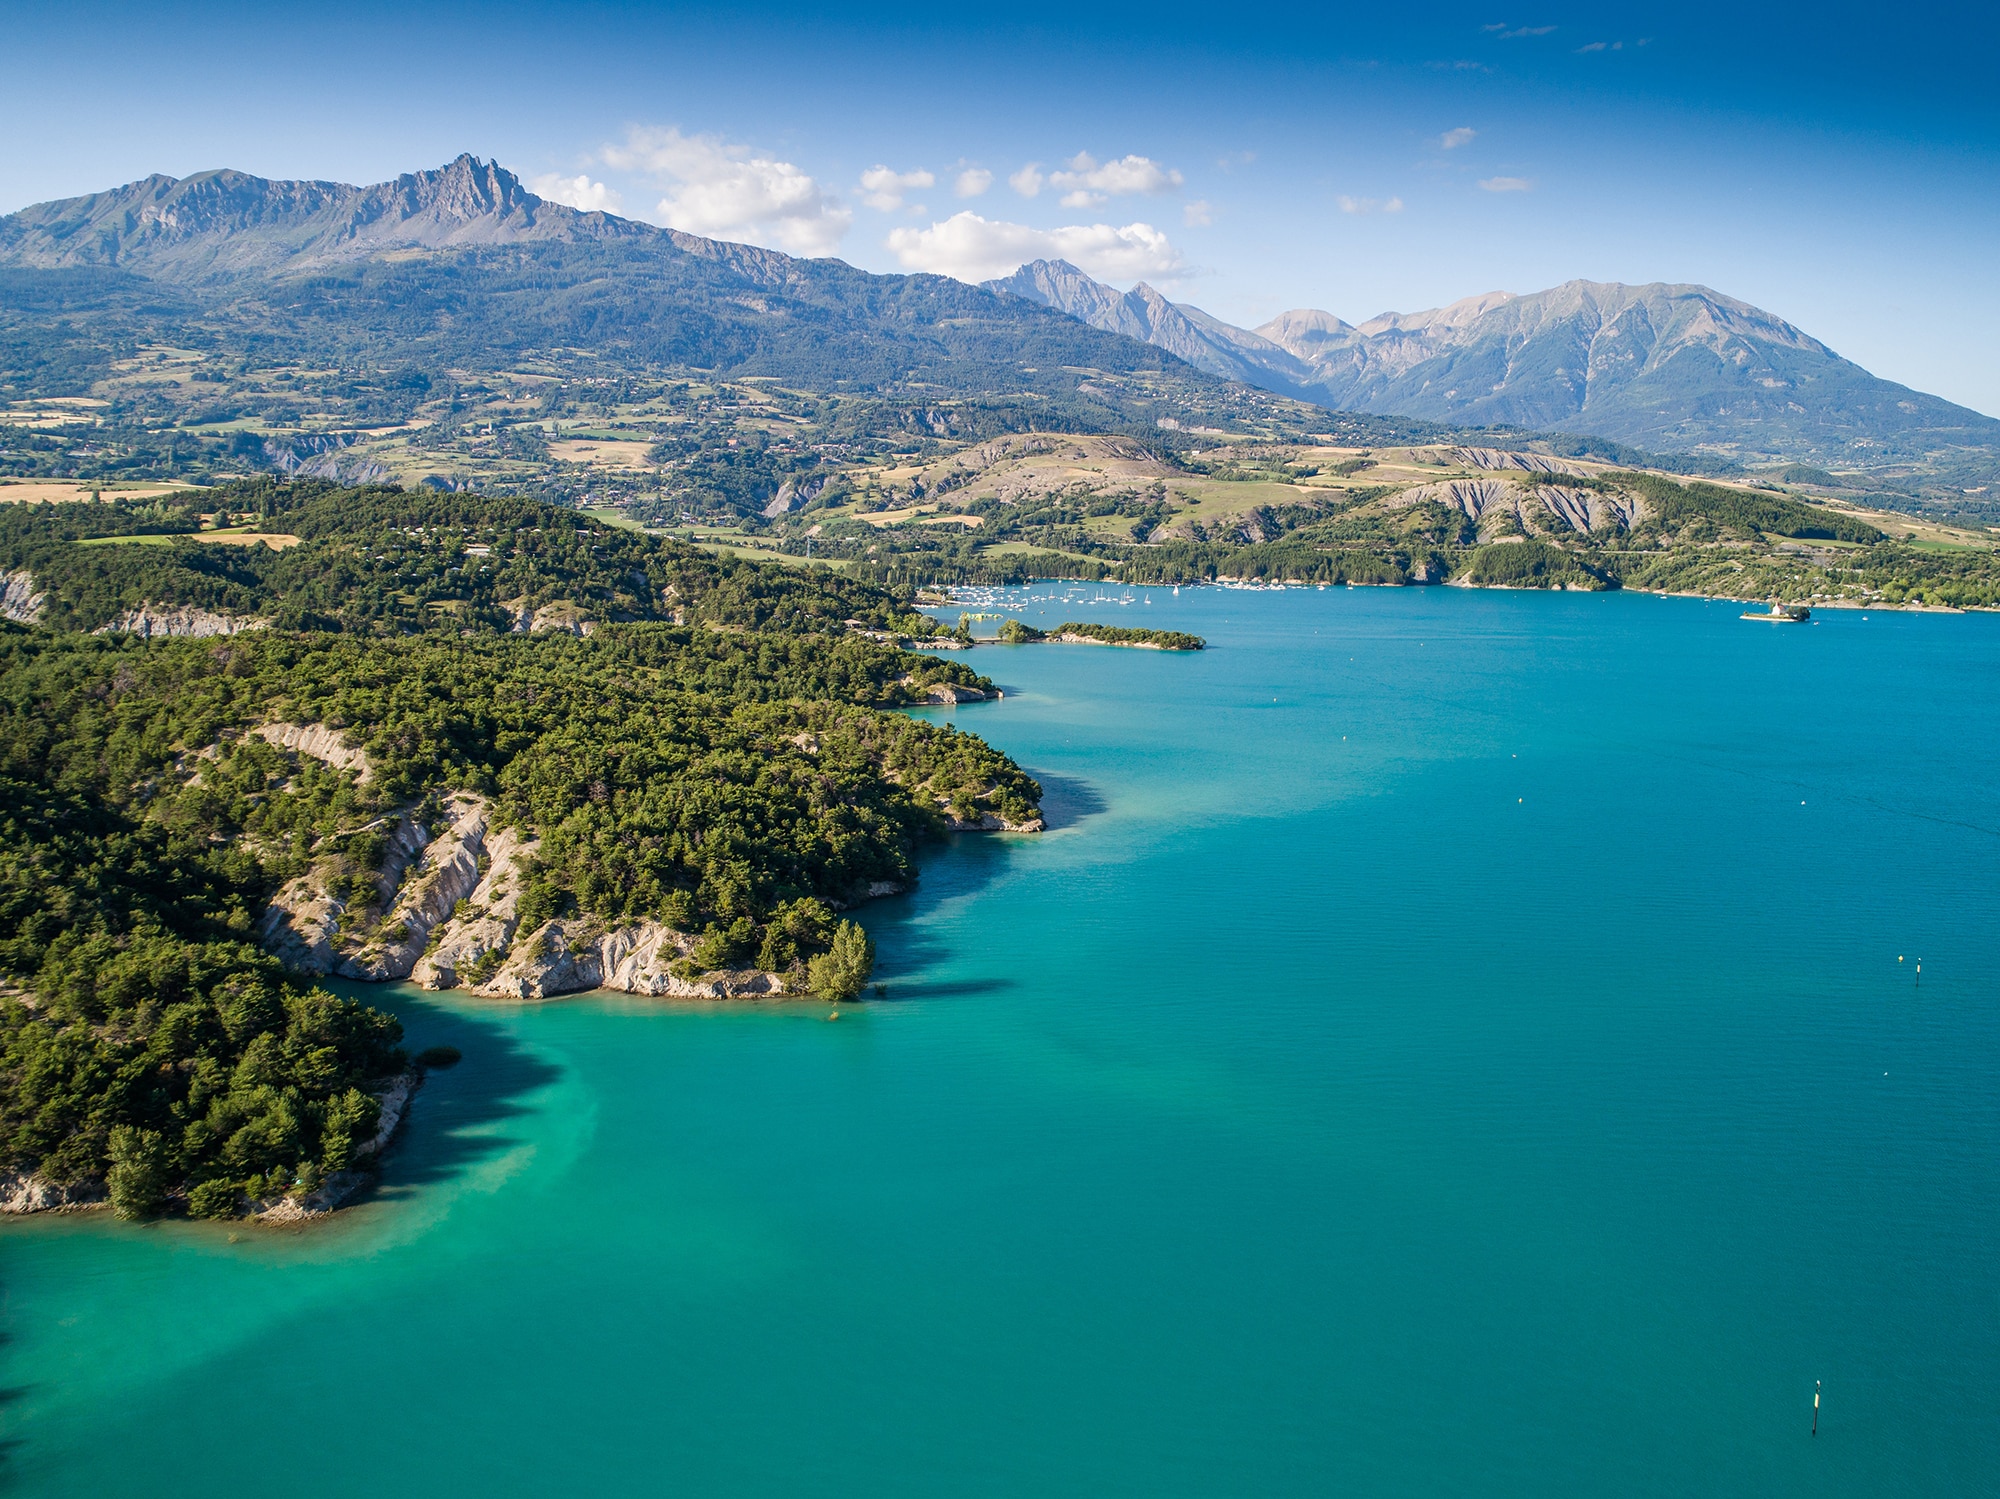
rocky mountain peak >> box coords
[391,153,537,224]
[994,259,1997,461]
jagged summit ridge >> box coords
[985,259,1313,394]
[989,261,1996,462]
[0,154,655,280]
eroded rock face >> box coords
[261,797,489,981]
[94,605,270,638]
[1445,446,1588,478]
[411,824,538,990]
[258,722,373,781]
[0,1172,108,1215]
[475,919,788,1002]
[335,798,488,981]
[940,810,1045,833]
[1390,479,1643,538]
[529,601,595,636]
[257,875,346,976]
[0,568,45,624]
[920,682,994,704]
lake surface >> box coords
[5,586,1997,1496]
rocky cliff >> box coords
[257,721,373,780]
[254,794,804,1003]
[335,796,489,981]
[473,918,789,1001]
[412,824,537,990]
[95,604,270,638]
[0,568,45,624]
[1389,478,1643,538]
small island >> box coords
[992,618,1206,651]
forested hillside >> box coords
[750,439,2000,609]
[0,478,953,638]
[0,481,1044,1222]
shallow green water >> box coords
[5,586,1997,1496]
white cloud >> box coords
[1009,163,1045,197]
[885,211,1186,284]
[859,165,935,212]
[1338,195,1405,214]
[1049,152,1183,201]
[1440,126,1477,150]
[1182,199,1213,227]
[600,126,851,256]
[530,172,623,214]
[955,167,994,198]
[1478,176,1535,192]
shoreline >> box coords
[0,1068,424,1227]
[940,578,1987,614]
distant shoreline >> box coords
[938,578,1986,615]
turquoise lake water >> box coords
[4,585,1998,1495]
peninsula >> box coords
[0,480,1048,1223]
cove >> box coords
[2,585,1996,1497]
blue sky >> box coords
[6,1,1997,414]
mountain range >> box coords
[0,155,1282,437]
[984,261,2000,479]
[3,155,1996,492]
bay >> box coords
[4,585,1996,1496]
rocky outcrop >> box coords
[762,474,828,518]
[1444,446,1588,477]
[940,809,1045,833]
[0,568,45,624]
[335,797,489,981]
[412,825,538,990]
[917,681,994,704]
[0,1172,108,1214]
[260,799,484,979]
[257,872,347,976]
[475,918,789,1001]
[497,598,597,634]
[258,721,372,781]
[95,604,270,638]
[530,601,595,636]
[264,433,392,485]
[1391,479,1643,538]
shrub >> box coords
[107,1126,170,1220]
[807,919,875,1002]
[187,1177,243,1219]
